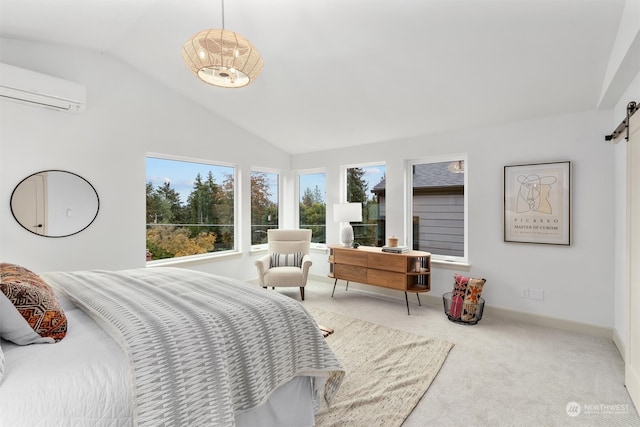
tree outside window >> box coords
[146,157,235,261]
[251,171,279,245]
[346,164,386,247]
[299,172,326,244]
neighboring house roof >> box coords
[372,162,464,194]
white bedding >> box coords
[0,294,132,426]
[0,270,339,427]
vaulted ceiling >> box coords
[0,0,628,154]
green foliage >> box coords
[146,225,216,259]
[146,171,234,259]
[146,165,385,256]
[347,167,368,204]
[347,167,384,246]
[251,172,278,244]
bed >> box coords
[0,263,344,427]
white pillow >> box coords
[270,252,303,268]
[0,292,54,345]
[0,263,67,344]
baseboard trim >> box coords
[310,274,614,340]
[481,304,613,339]
[613,328,626,361]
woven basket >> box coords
[442,292,485,325]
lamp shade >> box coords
[333,203,362,223]
[182,29,263,88]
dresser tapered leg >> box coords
[405,292,410,315]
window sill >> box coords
[250,244,327,256]
[146,251,242,268]
[250,247,268,256]
[431,258,470,271]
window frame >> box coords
[406,154,468,264]
[145,153,239,265]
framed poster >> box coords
[504,161,571,245]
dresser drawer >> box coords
[334,264,367,282]
[367,269,406,290]
[334,249,368,267]
[367,253,406,272]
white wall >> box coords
[0,37,627,331]
[293,110,616,329]
[0,38,290,276]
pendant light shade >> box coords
[182,29,263,88]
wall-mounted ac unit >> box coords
[0,63,86,114]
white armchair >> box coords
[255,229,313,300]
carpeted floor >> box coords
[307,307,453,427]
[276,278,640,427]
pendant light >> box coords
[181,0,263,88]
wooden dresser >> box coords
[328,245,431,314]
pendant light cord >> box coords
[221,0,225,29]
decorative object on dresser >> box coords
[328,245,431,314]
[382,245,409,253]
[333,202,362,247]
[443,273,487,325]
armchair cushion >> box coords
[270,252,303,268]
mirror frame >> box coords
[10,169,100,238]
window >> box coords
[346,164,386,247]
[298,171,326,244]
[407,158,467,262]
[146,156,236,262]
[251,170,279,246]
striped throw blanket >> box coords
[43,268,344,427]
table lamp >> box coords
[333,202,363,247]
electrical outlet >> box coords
[530,289,544,301]
[521,288,529,298]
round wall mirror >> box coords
[10,170,99,237]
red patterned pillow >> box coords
[452,273,469,298]
[449,294,463,319]
[0,263,67,344]
[461,278,486,322]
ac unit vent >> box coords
[0,63,86,113]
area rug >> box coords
[307,307,454,427]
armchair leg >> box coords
[300,287,305,300]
